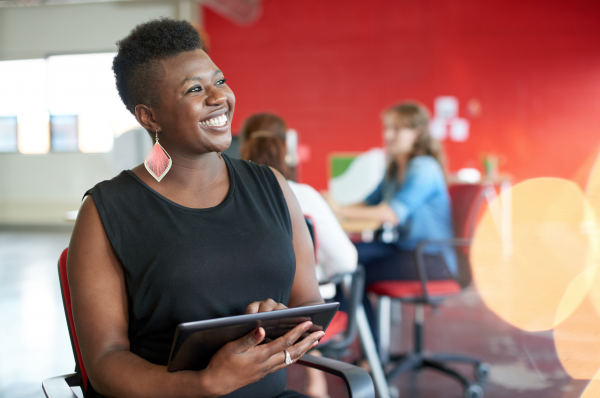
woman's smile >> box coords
[199,109,229,131]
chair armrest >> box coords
[414,239,471,303]
[42,373,81,398]
[297,354,375,398]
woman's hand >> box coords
[203,320,324,396]
[245,298,288,314]
[322,192,399,225]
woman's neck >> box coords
[163,151,223,189]
[133,151,230,208]
[393,153,410,171]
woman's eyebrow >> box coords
[180,70,223,86]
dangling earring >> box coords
[144,128,172,182]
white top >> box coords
[287,180,358,283]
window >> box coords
[0,53,139,154]
[0,117,18,153]
[50,115,78,152]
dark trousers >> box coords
[354,241,452,348]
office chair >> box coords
[365,184,491,398]
[43,248,375,398]
[305,216,392,398]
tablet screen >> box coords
[167,302,339,372]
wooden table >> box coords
[337,218,383,243]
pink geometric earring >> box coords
[144,128,172,182]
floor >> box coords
[287,291,590,398]
[0,230,80,398]
[0,230,591,398]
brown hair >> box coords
[383,101,448,181]
[240,131,294,180]
[240,113,287,144]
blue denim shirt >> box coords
[365,155,457,275]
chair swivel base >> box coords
[385,352,489,398]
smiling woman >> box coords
[66,18,324,398]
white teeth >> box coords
[200,113,228,127]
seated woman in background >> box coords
[240,112,296,180]
[68,19,324,398]
[328,102,456,339]
[241,131,357,398]
[241,113,288,143]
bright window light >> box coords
[47,53,138,153]
[18,111,50,154]
[0,53,141,155]
[78,112,116,153]
[0,59,47,118]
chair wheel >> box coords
[464,384,484,398]
[388,385,400,398]
[475,362,491,381]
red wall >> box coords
[205,0,600,190]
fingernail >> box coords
[304,322,313,331]
[255,328,262,338]
[312,340,319,348]
[317,331,325,339]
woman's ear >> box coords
[135,104,159,132]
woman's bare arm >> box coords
[322,192,398,225]
[68,196,214,397]
[336,203,398,225]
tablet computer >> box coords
[167,302,339,372]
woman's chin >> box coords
[209,134,232,154]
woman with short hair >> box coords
[68,18,324,398]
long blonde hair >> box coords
[384,101,448,181]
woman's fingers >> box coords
[264,301,288,312]
[266,330,326,373]
[244,299,288,314]
[263,321,313,357]
[230,327,265,353]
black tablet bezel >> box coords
[167,302,339,372]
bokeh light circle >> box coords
[555,266,600,379]
[580,373,600,398]
[471,178,597,332]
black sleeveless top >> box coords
[84,155,296,398]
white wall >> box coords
[0,152,116,224]
[0,2,177,61]
[0,1,177,225]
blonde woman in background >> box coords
[328,102,457,345]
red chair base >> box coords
[366,279,461,298]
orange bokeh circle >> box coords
[471,178,598,332]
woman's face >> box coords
[382,112,419,157]
[151,49,235,156]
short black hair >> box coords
[113,18,203,114]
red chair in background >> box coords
[366,184,491,398]
[43,248,375,398]
[305,216,393,398]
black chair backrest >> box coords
[305,216,316,249]
[448,184,487,287]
